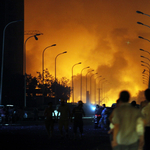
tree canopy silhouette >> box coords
[26,69,71,104]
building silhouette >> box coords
[0,0,24,106]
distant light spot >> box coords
[126,41,130,45]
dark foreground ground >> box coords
[0,119,112,150]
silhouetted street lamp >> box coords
[72,62,81,103]
[80,66,90,100]
[90,73,98,103]
[55,51,67,104]
[142,73,149,77]
[42,44,56,83]
[141,61,150,68]
[137,22,150,28]
[139,36,150,42]
[95,76,102,104]
[143,75,149,85]
[137,10,150,88]
[101,80,107,102]
[24,33,41,107]
[141,55,150,62]
[0,19,23,105]
[98,78,105,105]
[142,69,149,76]
[136,11,150,17]
[140,49,150,55]
[42,44,56,100]
[141,64,149,70]
[143,76,148,80]
[141,63,150,89]
[86,69,94,103]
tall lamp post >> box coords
[141,61,150,68]
[0,19,23,105]
[72,62,81,103]
[101,80,107,103]
[141,56,150,62]
[98,78,105,105]
[139,36,150,42]
[142,68,149,75]
[142,74,149,79]
[42,44,56,84]
[141,68,150,88]
[80,66,90,100]
[90,73,98,103]
[140,49,150,89]
[136,11,150,17]
[42,44,56,100]
[95,76,102,104]
[143,76,148,81]
[55,51,67,104]
[141,60,150,89]
[140,49,150,55]
[141,64,150,70]
[137,10,150,89]
[86,69,94,103]
[24,33,41,107]
[137,22,150,28]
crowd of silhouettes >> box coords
[42,88,150,150]
[1,88,150,150]
[44,99,85,140]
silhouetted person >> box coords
[18,107,24,121]
[71,100,85,139]
[109,99,121,122]
[57,99,70,138]
[95,104,99,114]
[99,103,108,129]
[102,104,106,107]
[131,100,137,107]
[44,102,55,138]
[112,90,144,150]
[108,99,122,145]
[141,88,150,150]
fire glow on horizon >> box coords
[24,0,150,105]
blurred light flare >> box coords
[91,106,96,111]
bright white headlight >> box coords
[91,106,96,111]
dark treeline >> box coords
[26,69,71,107]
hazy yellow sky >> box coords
[24,0,150,105]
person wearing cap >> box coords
[71,100,85,139]
[57,99,71,138]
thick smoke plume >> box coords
[25,0,150,105]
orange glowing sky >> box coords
[24,0,150,105]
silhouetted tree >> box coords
[36,69,55,97]
[59,77,71,100]
[51,77,71,102]
[27,69,71,104]
[26,74,37,97]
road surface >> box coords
[0,119,112,150]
